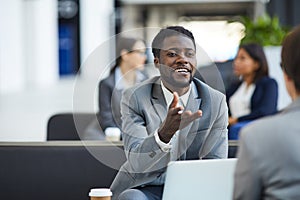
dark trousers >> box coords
[118,185,164,200]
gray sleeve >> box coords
[233,130,262,200]
[121,88,170,174]
[200,95,229,159]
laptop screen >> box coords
[162,158,237,200]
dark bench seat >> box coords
[0,140,238,200]
[0,141,126,200]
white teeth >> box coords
[175,68,188,73]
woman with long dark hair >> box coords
[98,37,148,138]
[226,43,278,139]
[84,37,148,140]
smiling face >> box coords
[155,35,197,93]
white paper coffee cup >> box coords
[105,127,121,141]
[89,188,112,200]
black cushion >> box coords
[47,113,95,140]
[0,142,126,200]
[0,141,238,200]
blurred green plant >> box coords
[240,13,290,46]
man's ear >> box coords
[154,57,160,68]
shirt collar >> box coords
[161,81,192,107]
[115,67,123,90]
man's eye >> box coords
[186,51,195,57]
[167,52,177,57]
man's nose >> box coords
[176,53,188,64]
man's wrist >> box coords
[154,131,172,152]
[158,129,172,143]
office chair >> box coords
[47,112,96,140]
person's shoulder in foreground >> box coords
[233,24,300,200]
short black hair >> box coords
[281,25,300,91]
[151,26,196,59]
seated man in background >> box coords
[233,24,300,200]
[110,26,228,200]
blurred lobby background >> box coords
[0,0,299,141]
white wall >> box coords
[23,0,59,88]
[0,78,75,141]
[0,0,59,94]
[0,0,115,141]
[80,0,114,81]
[264,46,292,110]
[75,0,115,116]
[0,0,25,93]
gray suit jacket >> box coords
[98,72,123,130]
[99,69,148,131]
[82,73,121,140]
[234,98,300,200]
[111,76,228,199]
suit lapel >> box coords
[150,78,168,123]
[149,79,203,160]
[180,86,202,133]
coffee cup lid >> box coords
[89,188,112,197]
[105,127,121,136]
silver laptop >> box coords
[162,158,237,200]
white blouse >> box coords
[229,82,256,118]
